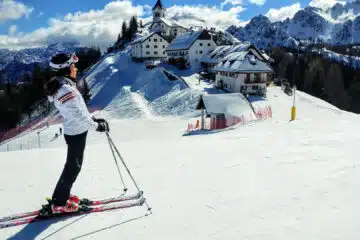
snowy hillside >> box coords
[226,1,360,48]
[1,84,360,239]
[83,51,204,119]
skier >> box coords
[44,52,109,214]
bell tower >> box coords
[152,0,165,22]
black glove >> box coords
[96,121,110,132]
[92,117,106,123]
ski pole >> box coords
[107,133,127,192]
[105,132,152,213]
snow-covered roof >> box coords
[214,51,273,73]
[196,93,255,116]
[166,30,204,51]
[130,32,169,45]
[200,43,252,64]
[155,18,187,29]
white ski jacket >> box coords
[48,77,98,136]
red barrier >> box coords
[0,107,101,143]
[186,106,273,132]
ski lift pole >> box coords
[291,85,296,121]
[105,132,152,213]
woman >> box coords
[44,53,109,214]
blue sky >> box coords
[0,0,342,49]
[1,0,314,34]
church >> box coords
[148,0,188,39]
[131,0,188,60]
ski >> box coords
[0,191,143,223]
[0,197,145,229]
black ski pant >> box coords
[51,131,88,206]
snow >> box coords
[1,48,360,239]
[200,93,257,125]
[166,30,202,51]
[214,51,273,73]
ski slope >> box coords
[1,85,360,239]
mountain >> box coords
[0,42,84,84]
[226,0,360,49]
[0,50,359,239]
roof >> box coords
[213,51,273,73]
[196,93,256,117]
[200,43,251,64]
[152,18,187,29]
[130,32,170,45]
[166,30,208,51]
[152,0,164,10]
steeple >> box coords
[152,0,165,22]
[152,0,164,10]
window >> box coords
[154,51,158,55]
[199,43,203,47]
[245,73,250,83]
[163,45,165,48]
[149,39,151,42]
[208,43,211,47]
[160,39,163,42]
[154,39,158,42]
[154,45,158,48]
[146,52,150,55]
[146,45,150,48]
[199,51,203,54]
[163,51,165,55]
[254,73,261,83]
[155,13,159,17]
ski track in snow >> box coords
[1,51,360,239]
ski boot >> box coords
[51,199,79,214]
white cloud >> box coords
[0,1,248,49]
[265,3,301,22]
[309,0,346,9]
[8,25,17,36]
[37,12,44,18]
[0,0,149,49]
[165,4,246,30]
[0,0,34,22]
[220,0,243,9]
[248,0,266,6]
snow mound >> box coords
[83,51,203,119]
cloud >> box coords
[37,12,44,18]
[0,0,34,22]
[8,25,17,36]
[248,0,266,6]
[265,3,301,22]
[309,0,346,9]
[165,4,246,30]
[0,0,149,49]
[0,1,248,49]
[220,0,243,9]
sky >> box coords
[0,0,350,49]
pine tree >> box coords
[129,16,138,39]
[121,21,128,42]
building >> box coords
[213,49,273,95]
[200,43,270,73]
[149,0,187,39]
[130,32,171,60]
[195,93,257,130]
[165,29,217,69]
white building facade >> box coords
[131,32,170,60]
[166,29,217,69]
[213,51,273,95]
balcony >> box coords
[244,78,266,84]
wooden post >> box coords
[201,109,205,130]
